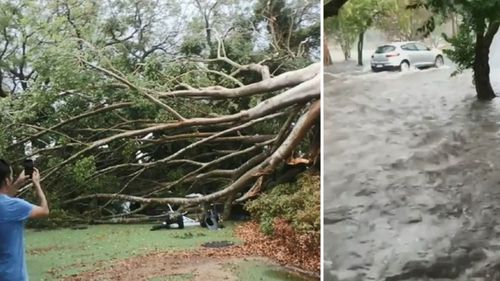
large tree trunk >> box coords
[473,48,495,100]
[222,193,235,221]
[473,23,499,100]
[357,31,364,66]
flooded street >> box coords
[324,33,500,280]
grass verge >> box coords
[26,224,239,280]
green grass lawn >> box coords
[25,224,240,280]
[25,224,316,281]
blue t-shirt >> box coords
[0,194,33,281]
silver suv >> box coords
[370,42,444,72]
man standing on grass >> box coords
[0,159,49,281]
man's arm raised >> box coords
[30,169,49,218]
[11,171,29,195]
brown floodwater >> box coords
[324,33,500,280]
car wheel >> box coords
[435,56,444,68]
[400,61,410,72]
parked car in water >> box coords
[370,41,444,72]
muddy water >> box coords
[324,34,500,280]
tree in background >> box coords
[256,0,320,53]
[327,0,382,66]
[350,0,382,66]
[325,6,358,61]
[0,0,320,223]
[323,0,349,65]
[325,0,436,65]
[376,0,432,41]
[410,0,500,100]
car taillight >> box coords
[386,52,400,57]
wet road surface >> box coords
[324,34,500,280]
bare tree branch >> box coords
[158,63,319,98]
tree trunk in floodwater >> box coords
[473,51,495,100]
[473,24,499,100]
[344,50,349,61]
[357,31,364,66]
[324,36,332,65]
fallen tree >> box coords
[10,54,320,221]
[0,0,320,223]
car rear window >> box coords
[375,45,396,54]
[402,43,418,51]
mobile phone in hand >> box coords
[23,159,34,179]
